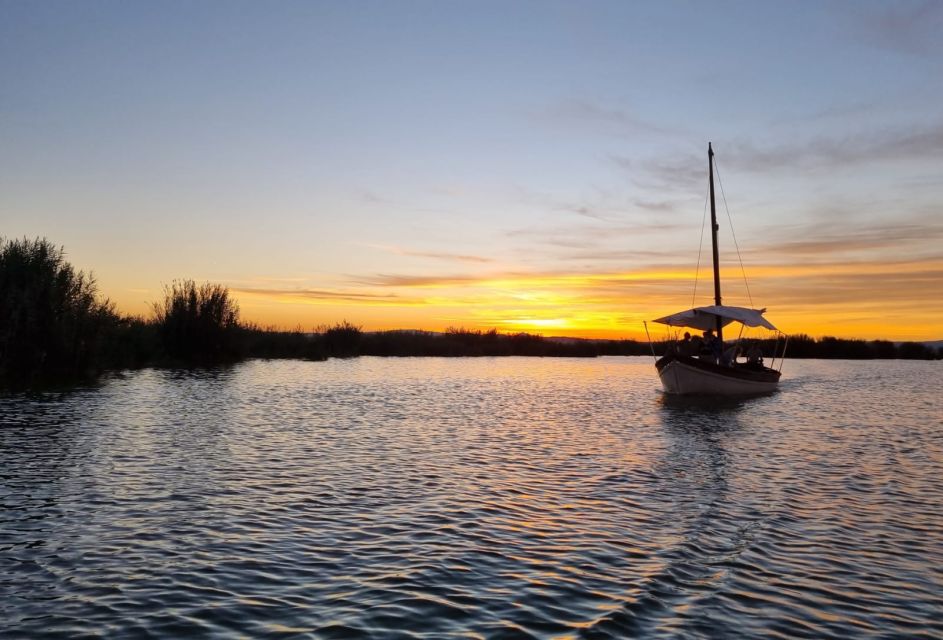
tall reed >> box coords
[0,237,118,385]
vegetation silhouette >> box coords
[152,280,241,363]
[321,320,363,358]
[0,238,119,386]
[752,334,941,361]
[359,327,633,357]
[239,323,326,361]
[0,237,939,389]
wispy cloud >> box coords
[772,101,879,125]
[348,273,487,288]
[755,267,943,306]
[632,121,943,191]
[508,183,684,225]
[727,123,943,170]
[401,250,494,263]
[232,286,414,305]
[853,0,943,57]
[555,203,611,221]
[352,188,393,205]
[750,216,943,259]
[506,220,688,247]
[555,249,682,262]
[361,243,494,264]
[608,154,633,171]
[348,189,447,215]
[539,99,673,136]
[634,199,677,212]
[510,184,624,222]
[624,151,706,191]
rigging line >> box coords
[712,157,754,308]
[692,178,710,307]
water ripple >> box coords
[1,357,941,638]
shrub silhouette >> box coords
[320,321,362,358]
[0,237,118,385]
[240,322,326,361]
[152,280,241,363]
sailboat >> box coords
[651,143,786,396]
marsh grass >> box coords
[152,280,241,363]
[0,238,119,386]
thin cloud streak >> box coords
[726,123,943,170]
[632,121,943,192]
[556,249,682,262]
[398,250,494,264]
[555,203,611,221]
[634,199,676,212]
[756,269,943,306]
[349,274,488,288]
[854,0,943,57]
[749,223,943,258]
[771,101,881,125]
[232,286,421,306]
[506,221,688,243]
[541,99,673,136]
[362,243,495,264]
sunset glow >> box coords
[3,2,941,341]
[212,254,942,340]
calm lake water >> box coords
[1,357,941,639]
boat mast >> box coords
[708,142,723,343]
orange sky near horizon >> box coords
[107,255,943,342]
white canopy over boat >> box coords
[653,305,778,332]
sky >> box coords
[2,1,942,340]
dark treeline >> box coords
[627,335,940,361]
[653,334,940,361]
[750,334,941,361]
[0,237,939,388]
[361,328,650,358]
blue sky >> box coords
[2,1,942,337]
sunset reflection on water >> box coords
[1,357,940,638]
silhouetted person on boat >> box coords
[722,344,738,367]
[701,329,723,364]
[678,331,695,357]
[746,342,764,368]
[699,330,711,359]
[687,332,703,357]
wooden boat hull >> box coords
[656,355,780,396]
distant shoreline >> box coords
[1,237,939,390]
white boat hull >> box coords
[658,359,779,396]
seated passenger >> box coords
[746,343,764,366]
[700,330,715,360]
[702,329,723,363]
[688,332,704,357]
[678,331,693,356]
